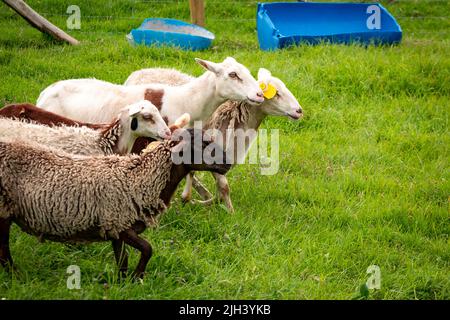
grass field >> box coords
[0,0,448,299]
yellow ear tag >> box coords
[259,82,277,99]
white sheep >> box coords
[36,57,264,126]
[0,128,231,279]
[0,100,171,156]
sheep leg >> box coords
[192,197,216,206]
[112,239,128,279]
[192,175,213,200]
[181,173,194,202]
[213,173,234,213]
[119,229,152,280]
[0,218,13,270]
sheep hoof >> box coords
[224,201,235,214]
[181,192,192,203]
[131,272,145,283]
[218,196,234,214]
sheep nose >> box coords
[297,108,303,114]
[256,92,264,98]
[160,129,171,139]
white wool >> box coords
[0,118,107,156]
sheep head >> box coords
[195,57,264,105]
[169,128,230,175]
[122,100,171,140]
[257,68,303,120]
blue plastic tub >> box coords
[129,18,215,51]
[257,2,402,50]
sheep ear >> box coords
[224,56,236,63]
[169,114,190,133]
[169,124,178,133]
[258,68,272,82]
[172,113,190,129]
[128,104,142,116]
[195,58,222,75]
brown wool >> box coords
[0,139,174,241]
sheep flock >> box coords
[0,57,303,280]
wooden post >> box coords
[2,0,79,45]
[189,0,205,27]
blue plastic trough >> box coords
[257,2,402,50]
[129,18,215,51]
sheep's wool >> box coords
[206,100,250,132]
[0,117,121,156]
[0,140,173,241]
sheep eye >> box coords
[275,92,281,98]
[142,113,154,123]
[228,72,238,79]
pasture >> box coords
[0,0,448,299]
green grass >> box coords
[0,0,449,299]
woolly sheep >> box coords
[0,128,231,279]
[0,100,172,156]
